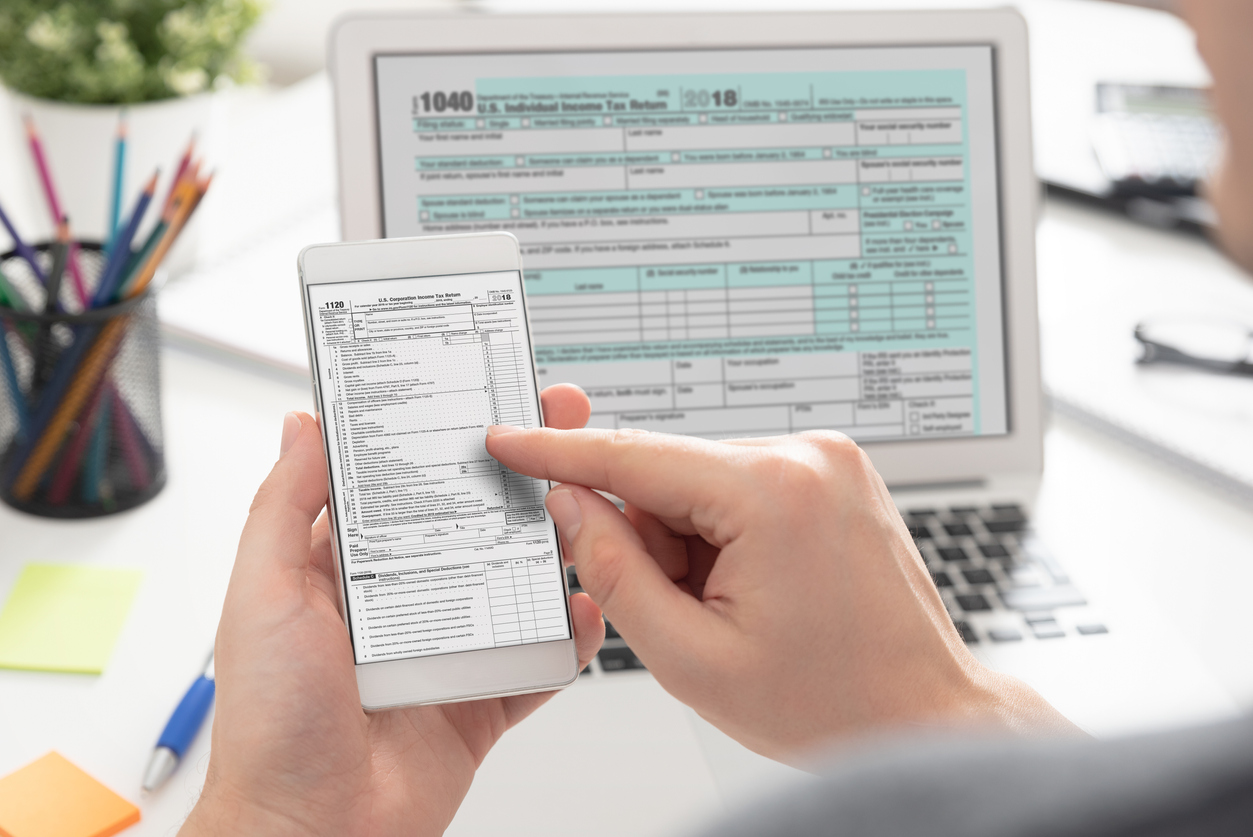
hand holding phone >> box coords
[299,232,582,708]
[184,394,603,837]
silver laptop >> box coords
[328,10,1237,835]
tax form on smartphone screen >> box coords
[299,233,579,709]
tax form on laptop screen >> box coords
[373,46,1008,443]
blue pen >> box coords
[142,651,215,792]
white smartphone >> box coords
[297,232,579,710]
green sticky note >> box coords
[0,564,142,674]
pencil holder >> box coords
[0,242,166,518]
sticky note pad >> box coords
[0,565,142,674]
[0,751,139,837]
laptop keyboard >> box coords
[573,503,1107,675]
[907,504,1105,645]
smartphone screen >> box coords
[304,269,571,665]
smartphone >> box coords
[297,232,579,709]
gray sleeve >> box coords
[693,715,1253,837]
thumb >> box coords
[545,484,708,680]
[237,412,329,576]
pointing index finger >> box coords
[486,426,751,523]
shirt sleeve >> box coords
[690,715,1253,837]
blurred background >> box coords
[0,0,1217,262]
[3,3,1253,836]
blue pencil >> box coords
[0,320,29,439]
[106,115,127,256]
[91,170,157,308]
[0,198,47,285]
[0,321,98,489]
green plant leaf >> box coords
[0,0,267,104]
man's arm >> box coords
[1177,0,1253,272]
[1103,0,1253,272]
[692,713,1253,837]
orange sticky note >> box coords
[0,752,139,837]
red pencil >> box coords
[112,385,150,490]
[163,133,197,212]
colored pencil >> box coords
[23,115,89,307]
[7,159,212,502]
[0,319,29,439]
[163,134,197,212]
[0,198,46,285]
[0,268,37,345]
[8,318,116,500]
[110,164,192,302]
[82,392,112,503]
[12,242,163,499]
[115,221,165,301]
[44,217,70,314]
[48,379,137,504]
[23,115,64,221]
[33,218,71,385]
[0,267,29,311]
[91,171,158,308]
[107,114,127,255]
[121,174,205,301]
[45,374,110,504]
[112,385,149,490]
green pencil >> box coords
[114,219,166,300]
[0,267,29,312]
[0,267,38,345]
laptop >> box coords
[327,10,1238,835]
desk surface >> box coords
[5,2,1253,832]
[4,233,1253,833]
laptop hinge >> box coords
[886,478,987,494]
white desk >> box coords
[1035,198,1253,708]
[5,2,1253,833]
[0,349,300,827]
[4,198,1253,837]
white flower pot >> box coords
[1,89,225,277]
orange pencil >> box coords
[9,170,212,499]
[123,175,206,300]
[45,374,111,503]
[11,317,127,500]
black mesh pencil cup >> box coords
[0,243,166,517]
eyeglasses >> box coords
[1134,319,1253,377]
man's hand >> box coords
[181,384,603,837]
[487,427,1079,764]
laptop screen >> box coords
[373,46,1008,442]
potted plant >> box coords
[0,0,264,266]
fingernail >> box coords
[546,488,582,541]
[487,425,522,436]
[280,412,301,456]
